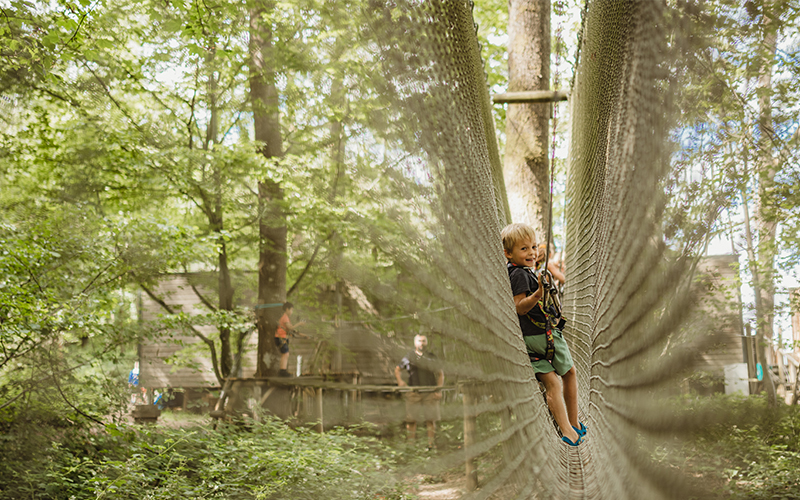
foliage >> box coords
[0,415,414,500]
[664,1,800,316]
[0,201,205,414]
[655,395,800,499]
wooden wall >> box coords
[139,274,400,389]
[139,275,235,388]
[694,254,746,374]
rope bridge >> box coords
[339,1,715,498]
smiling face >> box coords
[505,237,537,268]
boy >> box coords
[275,302,306,377]
[501,223,586,446]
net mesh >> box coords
[345,1,713,498]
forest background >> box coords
[1,0,800,498]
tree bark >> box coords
[205,47,234,379]
[250,0,286,377]
[741,161,776,405]
[504,0,551,236]
[754,1,779,406]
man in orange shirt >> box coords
[275,302,306,377]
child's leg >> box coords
[561,367,579,429]
[280,352,289,370]
[538,371,580,443]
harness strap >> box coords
[508,263,556,362]
[529,328,556,363]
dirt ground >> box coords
[408,472,467,500]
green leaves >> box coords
[0,418,410,499]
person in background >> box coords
[537,242,566,286]
[128,361,146,404]
[395,334,444,449]
[275,302,306,377]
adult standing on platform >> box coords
[394,334,444,449]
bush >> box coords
[0,414,414,500]
[655,395,800,499]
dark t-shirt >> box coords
[508,264,548,336]
[399,351,439,386]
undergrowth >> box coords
[0,413,414,500]
[654,394,800,499]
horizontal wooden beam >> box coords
[492,90,569,104]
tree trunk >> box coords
[504,0,551,236]
[205,50,235,379]
[741,164,776,405]
[755,1,779,406]
[213,206,235,378]
[249,0,286,377]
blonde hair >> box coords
[501,223,537,253]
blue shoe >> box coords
[561,434,582,447]
[572,422,587,437]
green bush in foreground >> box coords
[0,416,412,500]
[656,394,800,499]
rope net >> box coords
[336,1,716,498]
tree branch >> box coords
[140,284,224,385]
[189,281,217,312]
[51,367,105,425]
[287,231,335,298]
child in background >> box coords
[275,302,306,377]
[536,243,566,286]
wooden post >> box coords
[349,374,358,421]
[492,90,569,104]
[316,387,324,433]
[253,384,261,422]
[777,350,788,401]
[463,385,478,491]
[746,325,758,394]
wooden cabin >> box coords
[694,255,747,368]
[689,254,753,395]
[138,274,403,415]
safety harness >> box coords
[508,263,566,363]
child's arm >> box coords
[286,319,305,331]
[512,273,546,315]
[547,261,566,284]
[286,319,309,338]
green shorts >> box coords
[523,328,574,376]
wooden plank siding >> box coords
[694,254,746,374]
[139,274,399,389]
[139,275,235,388]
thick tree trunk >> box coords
[755,5,779,406]
[504,0,550,236]
[249,0,286,377]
